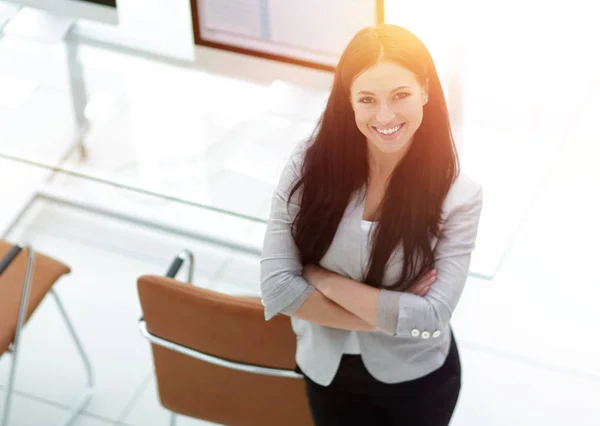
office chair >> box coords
[137,250,312,426]
[0,240,94,426]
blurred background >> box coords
[0,1,599,425]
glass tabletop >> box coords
[1,110,313,225]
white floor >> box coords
[1,23,600,426]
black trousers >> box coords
[296,333,461,426]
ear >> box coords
[422,79,429,105]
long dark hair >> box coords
[288,24,459,291]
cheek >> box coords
[399,102,424,124]
[354,108,372,128]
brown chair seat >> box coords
[0,241,70,354]
[137,274,313,426]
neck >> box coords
[367,143,408,181]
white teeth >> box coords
[375,125,401,135]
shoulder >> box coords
[280,139,311,179]
[289,139,311,165]
[275,139,312,196]
[441,172,483,218]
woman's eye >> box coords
[393,92,410,100]
[358,97,374,104]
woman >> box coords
[260,24,483,426]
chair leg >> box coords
[170,412,177,426]
[1,346,19,426]
[49,288,95,425]
[1,247,35,426]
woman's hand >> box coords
[405,268,437,297]
[302,264,334,293]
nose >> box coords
[376,102,395,125]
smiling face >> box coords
[350,61,428,161]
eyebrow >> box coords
[357,86,411,96]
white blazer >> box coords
[260,141,483,386]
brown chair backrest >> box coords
[137,275,313,426]
[0,241,70,354]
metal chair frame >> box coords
[0,243,94,426]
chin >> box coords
[371,137,410,154]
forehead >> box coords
[350,61,420,94]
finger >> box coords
[416,269,436,284]
[408,269,437,292]
[419,285,430,297]
[409,281,427,294]
[409,283,426,295]
[419,268,433,279]
[415,276,436,293]
[417,273,436,289]
[410,279,430,294]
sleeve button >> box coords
[432,330,441,338]
[411,329,420,337]
[421,331,431,339]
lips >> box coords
[371,123,404,139]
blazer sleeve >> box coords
[376,182,484,336]
[260,144,315,320]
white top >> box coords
[343,331,361,354]
[342,219,374,355]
